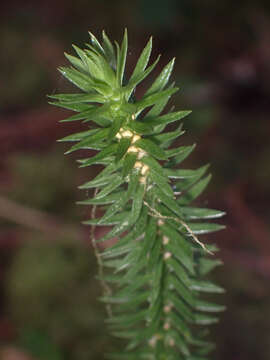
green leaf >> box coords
[79,143,118,167]
[141,217,157,258]
[109,115,124,138]
[129,37,152,83]
[183,222,225,235]
[147,236,162,271]
[149,170,174,199]
[78,173,117,189]
[99,172,138,223]
[94,175,124,200]
[193,313,219,325]
[77,191,123,205]
[161,223,194,275]
[127,120,154,135]
[141,156,174,198]
[145,82,175,119]
[49,101,91,113]
[130,183,145,224]
[116,29,128,86]
[106,309,147,327]
[165,144,196,167]
[168,308,193,339]
[125,55,160,98]
[59,66,94,92]
[64,128,109,154]
[164,168,201,179]
[150,126,184,147]
[49,93,105,104]
[180,207,226,220]
[102,30,116,66]
[168,275,195,308]
[195,300,226,313]
[72,44,104,81]
[154,187,183,217]
[85,211,129,226]
[136,87,178,112]
[95,214,132,243]
[89,31,105,55]
[177,174,212,205]
[59,104,110,126]
[116,137,132,162]
[166,257,191,289]
[135,138,168,160]
[64,52,87,73]
[197,258,223,276]
[167,292,193,322]
[57,129,98,142]
[122,153,137,177]
[141,155,165,174]
[85,48,116,86]
[147,110,192,127]
[190,280,225,294]
[145,58,175,96]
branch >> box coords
[0,195,83,241]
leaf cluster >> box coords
[50,30,225,360]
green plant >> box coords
[49,29,225,360]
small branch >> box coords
[0,195,82,240]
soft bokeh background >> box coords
[1,1,270,359]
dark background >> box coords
[1,1,270,359]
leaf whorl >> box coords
[50,29,225,360]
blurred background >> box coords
[1,0,270,359]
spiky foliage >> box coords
[50,30,225,360]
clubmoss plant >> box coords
[49,29,225,360]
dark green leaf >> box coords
[79,143,118,167]
[116,137,132,162]
[197,258,223,276]
[136,87,178,112]
[122,153,137,177]
[150,126,184,147]
[147,110,192,127]
[49,93,105,104]
[165,144,196,167]
[180,207,226,220]
[190,280,225,294]
[195,300,226,313]
[149,170,174,198]
[145,58,175,96]
[177,174,212,205]
[64,128,109,154]
[164,168,200,179]
[109,115,124,138]
[127,120,154,135]
[135,138,168,160]
[57,129,98,142]
[94,175,124,200]
[183,222,225,235]
[125,55,160,98]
